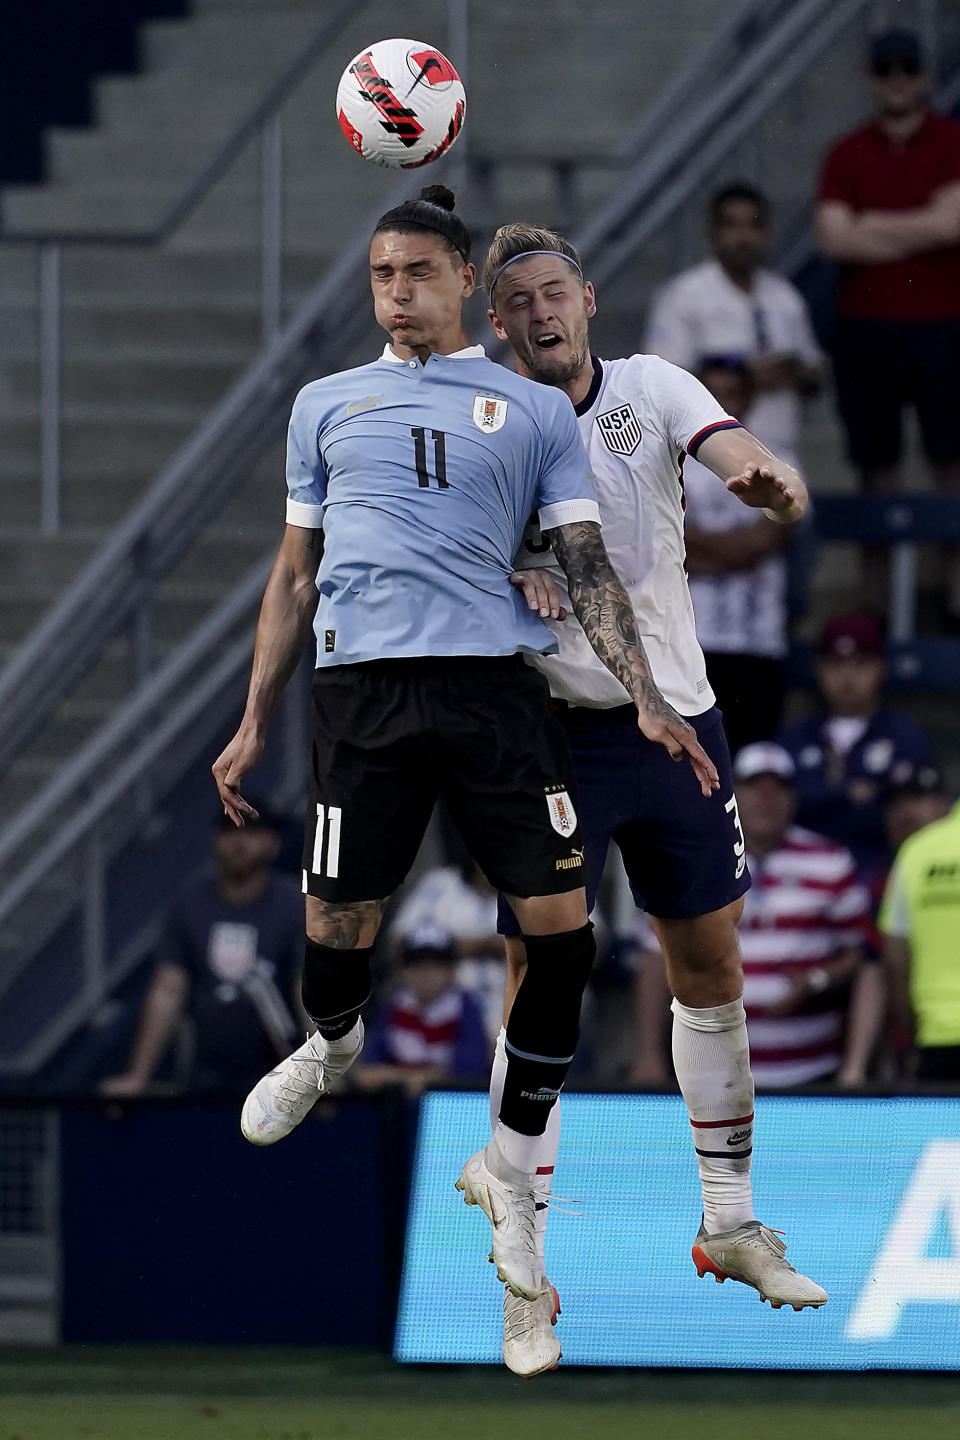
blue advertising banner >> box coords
[395,1092,960,1369]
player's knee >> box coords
[301,939,372,1028]
[305,898,385,950]
[508,923,596,1057]
[521,922,596,993]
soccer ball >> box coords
[336,38,466,169]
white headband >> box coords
[489,248,583,298]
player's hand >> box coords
[212,725,265,826]
[635,698,719,798]
[509,569,567,620]
[725,463,801,519]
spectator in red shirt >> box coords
[817,29,960,622]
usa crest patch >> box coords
[472,392,508,433]
[596,403,642,456]
[546,788,577,838]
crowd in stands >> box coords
[86,25,959,1103]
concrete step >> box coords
[0,293,268,350]
[0,247,324,304]
[0,756,60,820]
[2,351,248,408]
[0,530,104,588]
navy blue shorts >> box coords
[497,703,751,935]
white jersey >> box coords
[514,353,740,716]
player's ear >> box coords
[488,306,508,342]
[460,261,477,299]
[584,281,597,319]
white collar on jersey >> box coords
[380,343,486,363]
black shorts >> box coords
[832,317,960,469]
[498,703,751,934]
[302,656,586,903]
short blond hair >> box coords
[481,223,583,296]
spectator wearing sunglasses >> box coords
[817,29,960,624]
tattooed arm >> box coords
[548,521,719,796]
[212,524,323,824]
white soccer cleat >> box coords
[240,1021,364,1146]
[502,1282,562,1378]
[692,1219,828,1310]
[455,1146,543,1300]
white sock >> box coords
[489,1026,560,1253]
[318,1017,363,1056]
[671,997,755,1235]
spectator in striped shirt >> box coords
[352,924,489,1097]
[631,742,884,1088]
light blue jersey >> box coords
[285,345,600,667]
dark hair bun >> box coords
[419,184,456,212]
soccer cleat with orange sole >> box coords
[692,1219,828,1310]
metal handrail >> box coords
[573,0,872,270]
[610,0,786,161]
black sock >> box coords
[499,923,595,1135]
[301,940,373,1040]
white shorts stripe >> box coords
[311,803,325,876]
[326,806,342,879]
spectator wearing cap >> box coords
[778,612,936,873]
[683,356,792,753]
[646,183,822,460]
[878,786,960,1081]
[817,29,960,621]
[388,856,505,1042]
[101,801,303,1098]
[886,761,951,855]
[353,924,489,1097]
[630,742,881,1088]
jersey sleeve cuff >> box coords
[537,498,602,531]
[686,418,742,458]
[286,498,325,528]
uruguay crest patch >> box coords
[546,788,577,837]
[472,392,509,433]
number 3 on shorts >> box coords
[311,803,342,879]
[724,793,747,881]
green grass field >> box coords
[2,1349,960,1440]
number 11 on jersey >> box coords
[411,427,448,489]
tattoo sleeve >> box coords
[548,521,669,717]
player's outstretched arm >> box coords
[697,428,808,525]
[212,524,323,824]
[547,521,718,797]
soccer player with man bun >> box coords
[484,223,827,1375]
[212,187,719,1344]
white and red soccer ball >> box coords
[336,38,466,169]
